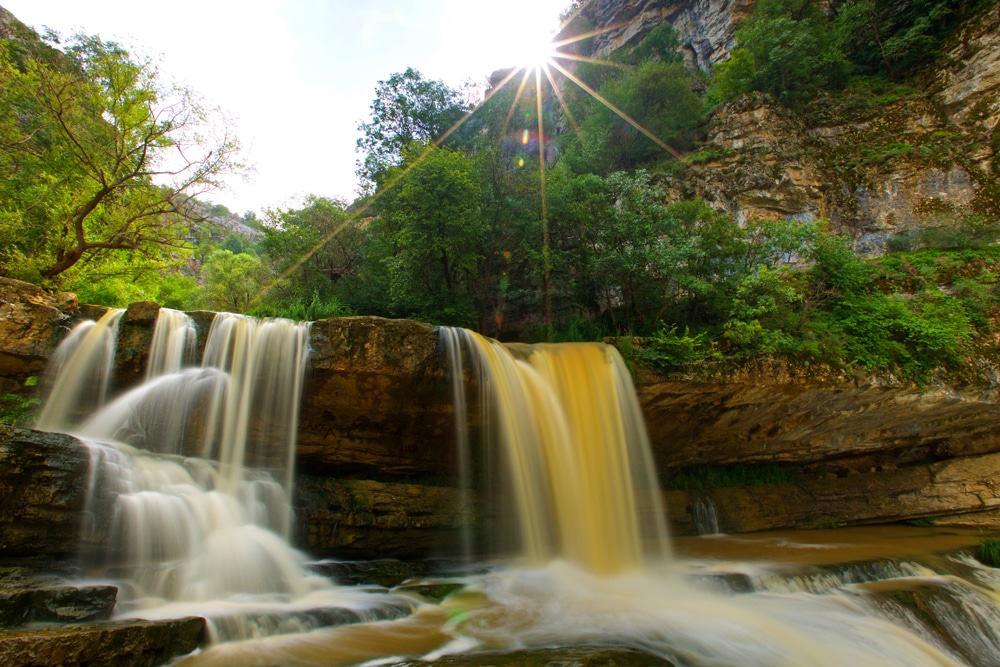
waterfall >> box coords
[440,327,669,574]
[145,307,196,380]
[36,308,125,432]
[40,308,317,605]
[692,494,721,536]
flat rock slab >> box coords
[0,616,205,667]
[0,584,117,627]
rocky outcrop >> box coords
[0,582,117,627]
[295,477,474,559]
[0,279,77,393]
[670,93,991,253]
[0,617,205,667]
[638,370,1000,475]
[667,451,1000,535]
[580,0,750,71]
[936,6,1000,146]
[0,426,89,559]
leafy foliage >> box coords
[712,0,990,105]
[355,67,470,188]
[0,32,241,287]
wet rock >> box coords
[668,451,1000,534]
[0,425,90,558]
[298,316,455,478]
[388,645,674,667]
[0,584,117,627]
[112,301,160,392]
[305,559,481,587]
[208,601,412,643]
[295,476,476,559]
[864,578,1000,666]
[0,616,205,667]
[394,581,466,602]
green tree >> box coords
[355,68,469,188]
[561,26,703,173]
[201,249,271,313]
[258,196,363,310]
[717,0,849,105]
[363,145,484,325]
[0,32,241,285]
[589,171,697,332]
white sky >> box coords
[3,1,570,215]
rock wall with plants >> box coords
[6,281,1000,552]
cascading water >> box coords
[441,328,669,573]
[180,328,982,667]
[36,314,1000,666]
[37,308,409,640]
[35,307,125,431]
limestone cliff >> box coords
[565,1,1000,254]
[577,0,751,71]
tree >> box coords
[355,68,469,188]
[589,171,698,332]
[201,249,271,314]
[722,0,849,105]
[363,144,484,324]
[258,196,363,307]
[0,33,242,284]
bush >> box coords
[980,537,1000,567]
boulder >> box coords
[0,278,77,382]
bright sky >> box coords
[3,1,571,215]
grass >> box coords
[980,537,1000,567]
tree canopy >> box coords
[0,32,242,285]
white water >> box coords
[38,308,416,639]
[36,307,124,431]
[36,315,1000,666]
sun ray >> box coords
[550,51,633,70]
[499,67,533,148]
[535,67,552,329]
[253,6,683,314]
[548,58,685,161]
[542,62,582,138]
[250,66,529,308]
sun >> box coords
[512,33,558,70]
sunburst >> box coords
[256,6,686,325]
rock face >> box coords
[637,369,1000,474]
[569,2,1000,254]
[0,279,78,394]
[0,425,90,559]
[669,92,993,253]
[582,0,750,71]
[299,317,455,477]
[667,451,1000,535]
[295,477,474,559]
